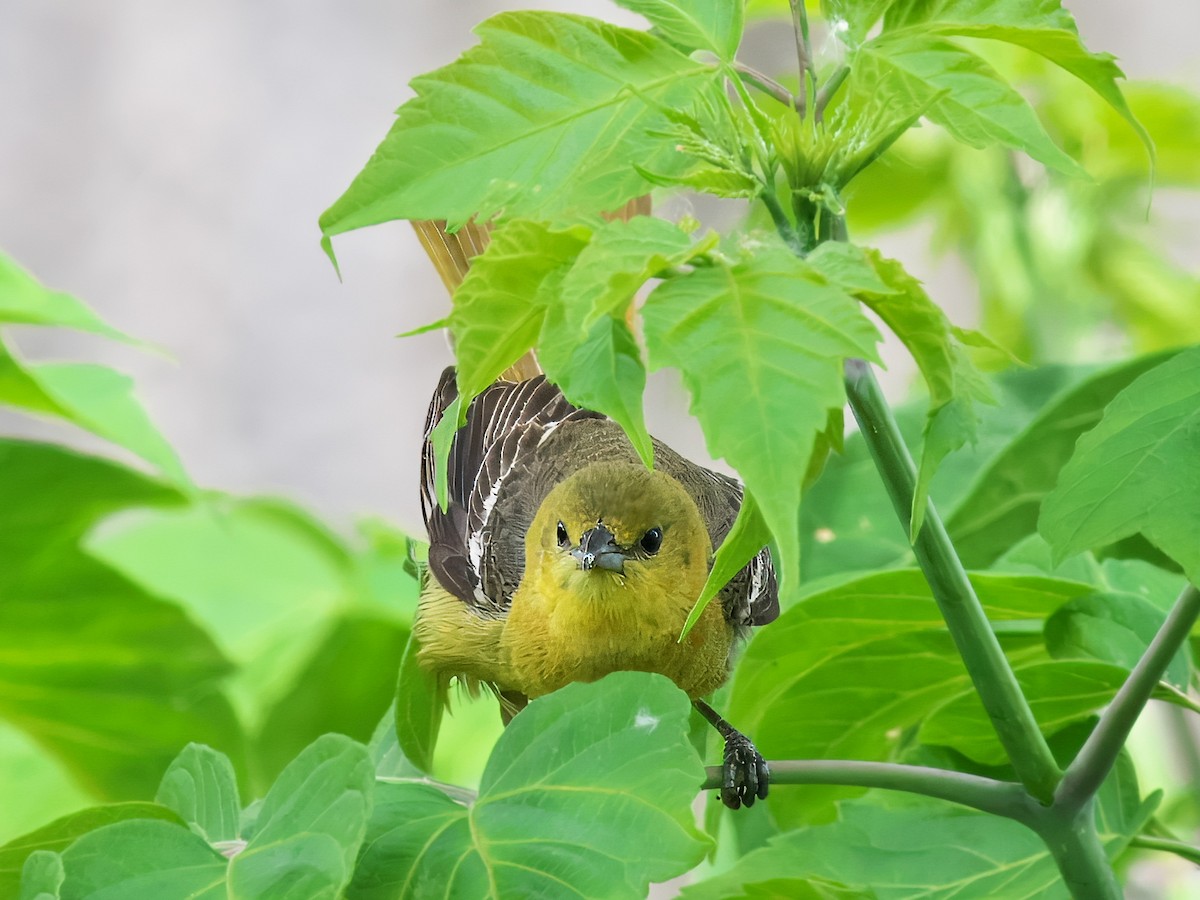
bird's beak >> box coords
[571,524,626,573]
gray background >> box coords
[1,0,1196,539]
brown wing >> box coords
[419,368,600,616]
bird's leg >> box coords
[693,698,770,809]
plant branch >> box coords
[701,760,1031,821]
[733,62,802,113]
[814,64,849,123]
[1035,801,1122,900]
[843,358,1062,803]
[1129,834,1200,866]
[788,0,817,109]
[1055,583,1200,813]
[760,190,805,254]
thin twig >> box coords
[787,0,817,109]
[701,760,1031,821]
[1128,834,1200,866]
[1055,583,1200,813]
[733,62,802,113]
[813,64,849,123]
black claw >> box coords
[720,730,770,810]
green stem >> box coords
[1055,583,1200,813]
[843,359,1062,803]
[733,62,802,113]
[813,64,849,123]
[787,0,817,110]
[1034,801,1122,900]
[1129,834,1200,866]
[760,190,805,254]
[701,760,1031,820]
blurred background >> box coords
[2,1,1199,895]
[1,0,1195,536]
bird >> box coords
[413,367,778,808]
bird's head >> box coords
[527,462,712,612]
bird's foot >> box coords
[719,728,770,810]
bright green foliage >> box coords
[349,673,709,900]
[0,253,133,342]
[59,821,226,900]
[155,745,241,845]
[17,851,62,900]
[614,0,744,60]
[393,634,442,775]
[1,804,182,898]
[684,753,1157,899]
[319,12,721,248]
[853,34,1083,176]
[1041,347,1200,584]
[643,243,881,587]
[682,490,772,637]
[809,245,995,539]
[946,352,1178,567]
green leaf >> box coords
[320,12,719,248]
[450,219,590,405]
[614,0,743,59]
[824,249,993,540]
[540,315,654,466]
[58,820,225,900]
[367,706,422,780]
[727,569,1090,822]
[85,498,383,747]
[1,804,183,900]
[948,351,1177,567]
[557,216,699,336]
[155,745,241,845]
[855,34,1083,175]
[919,659,1135,765]
[255,614,409,785]
[0,345,189,486]
[682,752,1156,899]
[349,672,710,899]
[883,0,1152,163]
[393,632,443,775]
[682,490,771,637]
[230,735,374,899]
[642,242,880,587]
[18,851,62,900]
[0,253,133,342]
[1045,592,1192,690]
[1040,346,1200,584]
[0,441,244,799]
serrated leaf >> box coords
[642,243,881,588]
[1045,592,1192,690]
[824,0,895,46]
[0,804,183,900]
[828,249,993,540]
[614,0,743,60]
[1040,346,1200,584]
[18,851,62,900]
[558,216,699,336]
[0,344,189,486]
[394,631,443,775]
[947,351,1176,567]
[230,735,373,899]
[0,253,134,343]
[451,219,590,405]
[349,672,709,899]
[58,820,226,900]
[855,34,1083,176]
[682,491,771,637]
[883,0,1152,163]
[541,312,653,465]
[155,744,241,845]
[320,12,719,250]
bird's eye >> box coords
[556,521,569,546]
[640,526,663,555]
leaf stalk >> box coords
[1055,583,1200,813]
